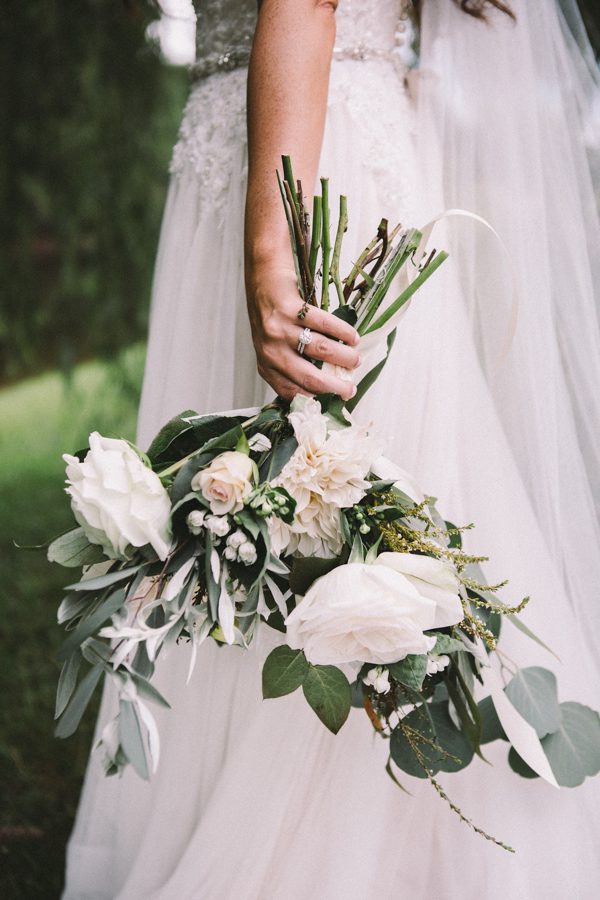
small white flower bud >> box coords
[238,541,258,566]
[426,654,450,675]
[224,545,238,561]
[205,515,231,538]
[186,509,206,535]
[227,529,247,550]
[363,666,391,695]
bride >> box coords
[63,1,600,897]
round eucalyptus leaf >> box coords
[478,695,508,744]
[541,702,600,787]
[508,747,539,779]
[504,667,560,738]
[390,702,474,779]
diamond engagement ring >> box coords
[297,327,313,355]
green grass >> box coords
[0,346,145,899]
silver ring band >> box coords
[297,327,313,356]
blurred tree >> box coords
[0,0,187,382]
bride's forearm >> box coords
[245,0,338,267]
[244,0,358,402]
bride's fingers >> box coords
[285,300,359,347]
[276,348,357,401]
[291,327,361,369]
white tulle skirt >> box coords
[63,58,600,900]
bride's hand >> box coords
[246,260,361,402]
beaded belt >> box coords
[189,43,403,83]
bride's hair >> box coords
[414,1,514,19]
[451,0,515,18]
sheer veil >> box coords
[417,0,600,647]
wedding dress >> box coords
[63,2,600,898]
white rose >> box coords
[238,541,257,566]
[191,451,254,516]
[363,666,391,694]
[186,510,206,535]
[373,553,463,630]
[205,515,231,538]
[63,432,172,561]
[285,555,463,666]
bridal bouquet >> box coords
[49,159,600,849]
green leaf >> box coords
[432,634,465,655]
[333,306,358,326]
[302,665,351,734]
[390,706,434,779]
[504,667,561,738]
[55,665,103,739]
[445,666,483,756]
[65,564,141,593]
[261,434,297,483]
[541,702,600,787]
[58,587,127,661]
[478,695,508,744]
[80,638,112,668]
[119,700,149,780]
[347,328,396,413]
[389,654,428,691]
[508,747,539,779]
[54,653,81,719]
[262,646,309,699]
[146,409,197,462]
[47,527,106,568]
[390,702,474,778]
[129,673,171,709]
[289,556,342,596]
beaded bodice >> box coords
[190,1,417,80]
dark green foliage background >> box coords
[0,0,187,383]
[0,1,187,897]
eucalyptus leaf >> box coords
[55,665,103,739]
[508,747,538,779]
[54,653,81,719]
[57,592,93,626]
[541,702,600,787]
[389,705,435,779]
[390,701,473,778]
[65,564,141,593]
[47,527,106,568]
[262,646,309,699]
[58,587,127,661]
[504,667,561,738]
[130,673,171,709]
[478,695,508,744]
[389,654,427,692]
[119,700,149,780]
[432,634,465,655]
[302,665,351,734]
